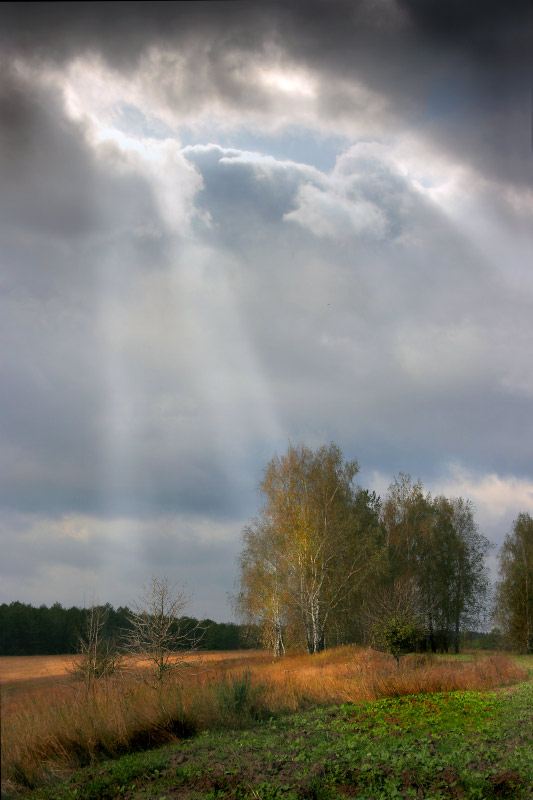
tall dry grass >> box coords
[1,647,526,796]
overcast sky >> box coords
[1,1,531,620]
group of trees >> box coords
[69,577,208,690]
[381,473,491,654]
[0,596,244,657]
[235,442,531,657]
[235,444,384,655]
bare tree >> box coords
[69,601,123,693]
[122,576,203,686]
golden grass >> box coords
[1,647,527,797]
[0,650,258,684]
[0,655,77,683]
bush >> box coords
[371,615,422,667]
[215,671,268,725]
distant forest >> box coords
[0,600,501,657]
[0,602,245,656]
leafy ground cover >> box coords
[19,680,533,800]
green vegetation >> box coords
[19,673,533,800]
[495,512,533,654]
[371,615,421,668]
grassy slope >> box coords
[21,674,533,800]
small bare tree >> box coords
[69,602,123,693]
[122,576,203,686]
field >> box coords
[0,651,258,698]
[1,649,532,799]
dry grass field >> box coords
[0,649,259,685]
[1,647,527,798]
[0,655,77,683]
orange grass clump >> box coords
[1,648,526,796]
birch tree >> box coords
[234,517,287,657]
[495,513,533,653]
[446,497,491,652]
[237,443,382,654]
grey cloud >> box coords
[1,2,531,612]
[1,2,528,186]
[184,146,305,236]
[0,511,243,618]
[179,144,532,482]
[0,69,162,248]
[0,2,268,71]
[0,516,105,579]
[0,74,249,520]
[0,515,224,617]
[138,526,239,572]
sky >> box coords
[1,1,532,620]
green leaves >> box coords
[496,513,533,654]
[371,614,421,665]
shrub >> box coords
[215,671,268,725]
[371,614,422,667]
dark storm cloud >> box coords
[1,1,528,185]
[3,1,523,69]
[0,1,266,70]
[0,69,161,247]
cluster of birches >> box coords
[234,443,533,657]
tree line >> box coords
[235,443,533,656]
[0,600,245,656]
[3,443,531,660]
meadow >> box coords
[1,649,531,799]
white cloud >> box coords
[285,181,386,239]
[438,466,533,520]
[258,64,316,98]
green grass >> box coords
[18,680,533,800]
